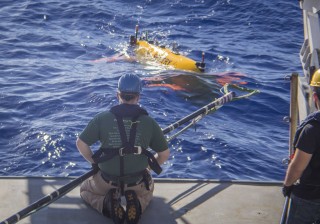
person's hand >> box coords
[282,185,294,197]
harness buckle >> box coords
[119,146,143,156]
[119,147,125,156]
[134,146,143,155]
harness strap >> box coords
[92,121,162,174]
[113,114,162,175]
[114,114,137,195]
[92,147,162,175]
[144,150,162,175]
[101,169,151,190]
[129,116,139,146]
[92,148,162,174]
[114,114,133,149]
[92,146,144,163]
[91,105,162,181]
[101,169,146,181]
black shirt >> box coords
[293,121,320,199]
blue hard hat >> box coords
[118,74,142,93]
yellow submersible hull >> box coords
[135,40,205,73]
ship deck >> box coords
[0,177,284,224]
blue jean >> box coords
[287,194,320,224]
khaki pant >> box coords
[80,171,154,214]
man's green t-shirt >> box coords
[79,109,168,179]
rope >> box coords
[220,83,260,100]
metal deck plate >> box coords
[0,177,284,224]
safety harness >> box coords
[92,104,162,193]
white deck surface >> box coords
[0,177,284,224]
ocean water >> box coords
[0,0,302,181]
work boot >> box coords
[103,188,125,224]
[124,190,141,224]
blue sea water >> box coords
[0,0,302,181]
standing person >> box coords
[76,74,170,224]
[283,69,320,223]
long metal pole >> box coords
[1,91,235,224]
[162,91,234,134]
[0,169,97,224]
